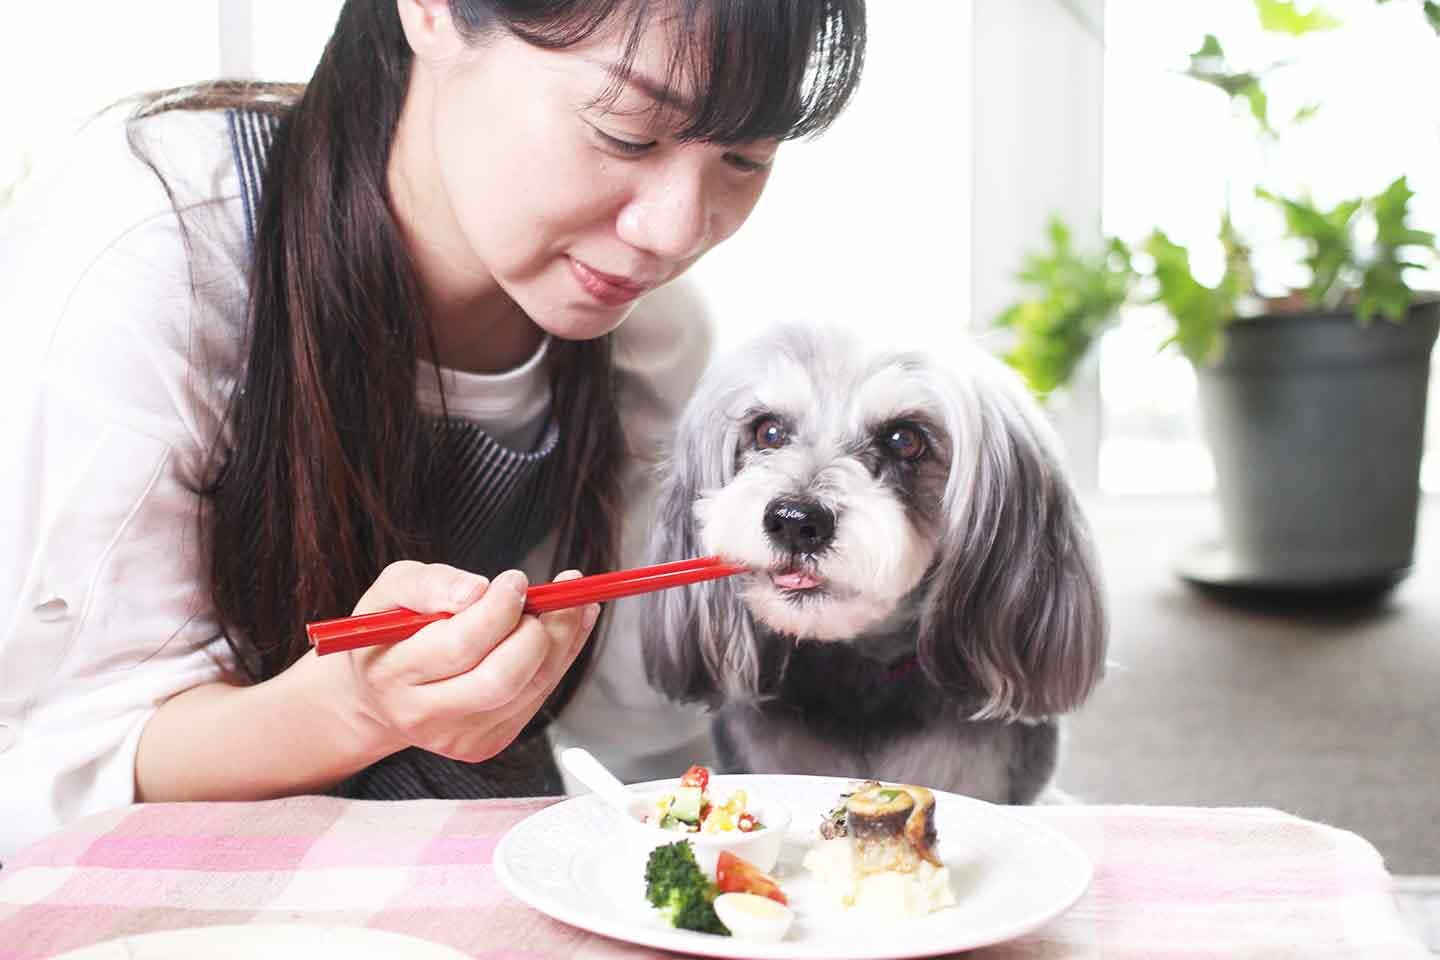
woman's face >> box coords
[397,2,777,343]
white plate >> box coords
[51,924,469,960]
[495,774,1092,960]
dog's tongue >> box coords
[773,570,822,590]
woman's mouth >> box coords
[569,257,647,307]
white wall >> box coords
[0,3,221,191]
[689,4,975,354]
[3,2,1105,466]
[970,0,1107,488]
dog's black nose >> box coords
[763,497,836,555]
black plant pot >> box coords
[1177,300,1439,604]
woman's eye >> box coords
[593,127,657,156]
[753,417,788,450]
[882,424,927,461]
[723,151,770,173]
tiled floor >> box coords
[1064,495,1440,877]
[1397,876,1440,955]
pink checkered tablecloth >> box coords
[0,798,1427,959]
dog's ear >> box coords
[640,443,718,704]
[920,355,1107,721]
[639,378,760,706]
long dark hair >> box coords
[135,0,865,718]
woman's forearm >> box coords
[134,652,395,802]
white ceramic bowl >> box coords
[621,781,790,877]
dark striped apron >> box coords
[227,109,565,799]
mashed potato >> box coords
[802,837,956,919]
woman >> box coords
[0,0,864,857]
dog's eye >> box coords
[883,424,927,461]
[753,417,788,450]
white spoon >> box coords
[559,747,637,816]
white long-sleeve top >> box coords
[0,106,714,859]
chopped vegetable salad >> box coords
[646,764,764,834]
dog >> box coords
[639,322,1107,804]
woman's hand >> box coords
[318,562,600,765]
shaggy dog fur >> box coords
[639,323,1107,804]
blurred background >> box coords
[2,1,1433,493]
[2,0,1436,943]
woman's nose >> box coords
[616,168,714,262]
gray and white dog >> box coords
[639,323,1107,804]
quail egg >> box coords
[713,892,795,942]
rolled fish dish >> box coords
[803,781,956,918]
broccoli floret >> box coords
[643,840,702,908]
[643,841,730,936]
[660,887,730,935]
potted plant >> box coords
[997,1,1440,602]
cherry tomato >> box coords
[736,812,759,832]
[716,851,788,905]
[680,764,710,791]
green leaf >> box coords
[995,216,1136,395]
[1144,230,1240,367]
[1186,35,1234,86]
[1255,0,1343,35]
[1256,186,1362,307]
[1238,84,1271,132]
[1218,212,1257,304]
[1184,35,1274,133]
[1291,102,1322,124]
[1192,33,1225,63]
[1371,176,1417,242]
[1256,175,1437,324]
[1358,175,1438,324]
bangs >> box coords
[487,0,866,145]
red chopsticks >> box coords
[306,555,747,656]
